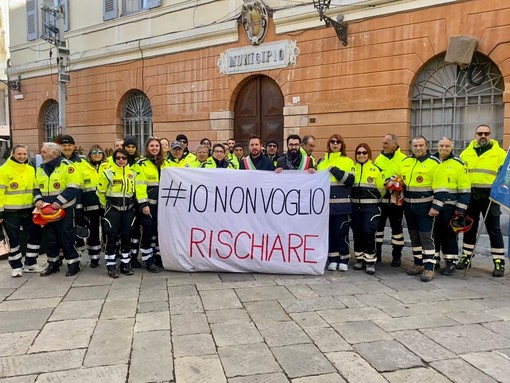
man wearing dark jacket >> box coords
[276,135,314,172]
[240,135,275,171]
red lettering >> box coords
[287,233,303,263]
[190,227,206,258]
[208,230,213,258]
[251,233,265,261]
[268,234,285,262]
[303,234,318,264]
[216,230,233,259]
[234,231,251,259]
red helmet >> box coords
[449,213,474,233]
[386,176,404,191]
[33,205,66,226]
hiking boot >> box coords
[145,263,161,273]
[421,269,435,282]
[120,263,134,275]
[40,262,60,277]
[441,262,456,276]
[90,258,100,268]
[365,264,375,275]
[455,255,472,270]
[131,258,142,268]
[65,263,80,277]
[407,264,424,276]
[107,265,119,278]
[353,262,365,270]
[493,259,505,278]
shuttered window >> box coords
[104,0,118,21]
[26,0,39,41]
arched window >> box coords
[43,100,60,142]
[122,90,153,149]
[411,53,504,151]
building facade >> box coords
[7,0,510,156]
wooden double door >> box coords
[234,76,284,150]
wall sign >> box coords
[218,40,300,75]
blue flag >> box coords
[490,149,510,211]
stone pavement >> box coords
[1,241,510,383]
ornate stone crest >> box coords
[241,0,269,45]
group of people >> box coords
[0,124,505,282]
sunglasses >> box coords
[91,150,103,155]
[115,156,127,160]
[330,140,342,145]
[476,132,490,136]
[267,144,277,148]
[356,151,368,155]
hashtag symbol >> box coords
[161,180,187,207]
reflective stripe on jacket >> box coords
[0,158,36,215]
[317,152,355,215]
[351,160,385,204]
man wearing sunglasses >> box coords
[264,139,280,167]
[457,125,506,277]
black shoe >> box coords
[131,258,142,268]
[90,259,99,268]
[65,263,80,277]
[455,255,472,270]
[120,263,134,275]
[391,257,401,267]
[441,262,456,276]
[40,262,60,277]
[145,262,161,273]
[493,259,505,278]
[107,265,119,278]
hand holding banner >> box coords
[158,168,330,275]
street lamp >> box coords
[313,0,349,46]
[0,76,21,92]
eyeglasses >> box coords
[267,144,277,148]
[179,140,187,144]
[356,151,368,155]
[115,156,127,160]
[476,132,490,136]
[91,150,103,155]
[213,150,225,154]
[330,140,342,145]
[288,143,300,147]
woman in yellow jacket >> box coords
[351,143,385,275]
[81,145,106,268]
[133,137,171,272]
[0,145,42,277]
[317,135,355,271]
[96,148,139,278]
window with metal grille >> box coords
[43,100,60,142]
[411,53,504,153]
[122,90,153,149]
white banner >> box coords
[158,168,330,275]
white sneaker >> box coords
[338,263,349,271]
[327,262,338,271]
[23,264,44,273]
[11,268,23,278]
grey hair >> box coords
[195,144,209,153]
[386,133,399,144]
[438,137,454,147]
[42,142,62,155]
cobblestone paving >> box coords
[1,241,510,382]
